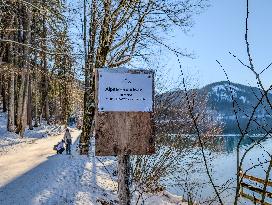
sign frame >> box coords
[95,68,155,156]
[97,69,153,112]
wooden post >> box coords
[118,154,130,205]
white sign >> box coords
[97,69,153,112]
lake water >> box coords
[166,135,272,204]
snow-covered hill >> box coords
[158,81,272,134]
[202,81,272,133]
[202,81,272,114]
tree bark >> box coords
[62,80,69,126]
[0,74,2,111]
[20,74,29,136]
[80,74,95,154]
[80,0,97,155]
[27,75,33,129]
[16,0,32,136]
[33,67,39,127]
[42,0,50,124]
[7,71,15,132]
[1,74,7,112]
[44,83,50,123]
[31,10,38,128]
[16,72,26,133]
[0,74,3,111]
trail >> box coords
[0,130,79,187]
[0,130,89,205]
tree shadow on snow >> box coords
[72,146,119,204]
[0,140,88,205]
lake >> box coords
[166,135,272,204]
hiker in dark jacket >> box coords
[64,128,72,155]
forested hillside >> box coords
[0,1,83,137]
[203,81,272,133]
[158,81,272,134]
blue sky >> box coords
[162,0,272,89]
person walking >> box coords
[64,128,72,155]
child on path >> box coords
[56,140,65,154]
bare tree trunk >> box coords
[27,75,33,129]
[16,72,26,133]
[118,155,131,205]
[5,15,16,122]
[34,68,39,127]
[8,71,15,132]
[1,74,7,112]
[41,0,50,124]
[81,71,95,154]
[80,0,97,155]
[31,11,38,128]
[44,82,50,123]
[80,0,89,154]
[59,83,63,123]
[16,0,32,136]
[22,0,32,133]
[15,2,24,134]
[0,74,2,111]
[20,74,29,136]
[61,81,69,126]
[14,74,18,127]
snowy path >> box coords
[0,131,78,186]
[0,130,90,205]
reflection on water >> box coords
[214,135,268,153]
[167,134,272,204]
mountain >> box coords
[158,81,272,134]
[201,81,272,133]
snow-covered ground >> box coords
[0,113,187,205]
[0,112,64,155]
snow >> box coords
[0,113,187,205]
[211,85,225,92]
[211,84,242,93]
[0,112,65,156]
[210,83,248,102]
